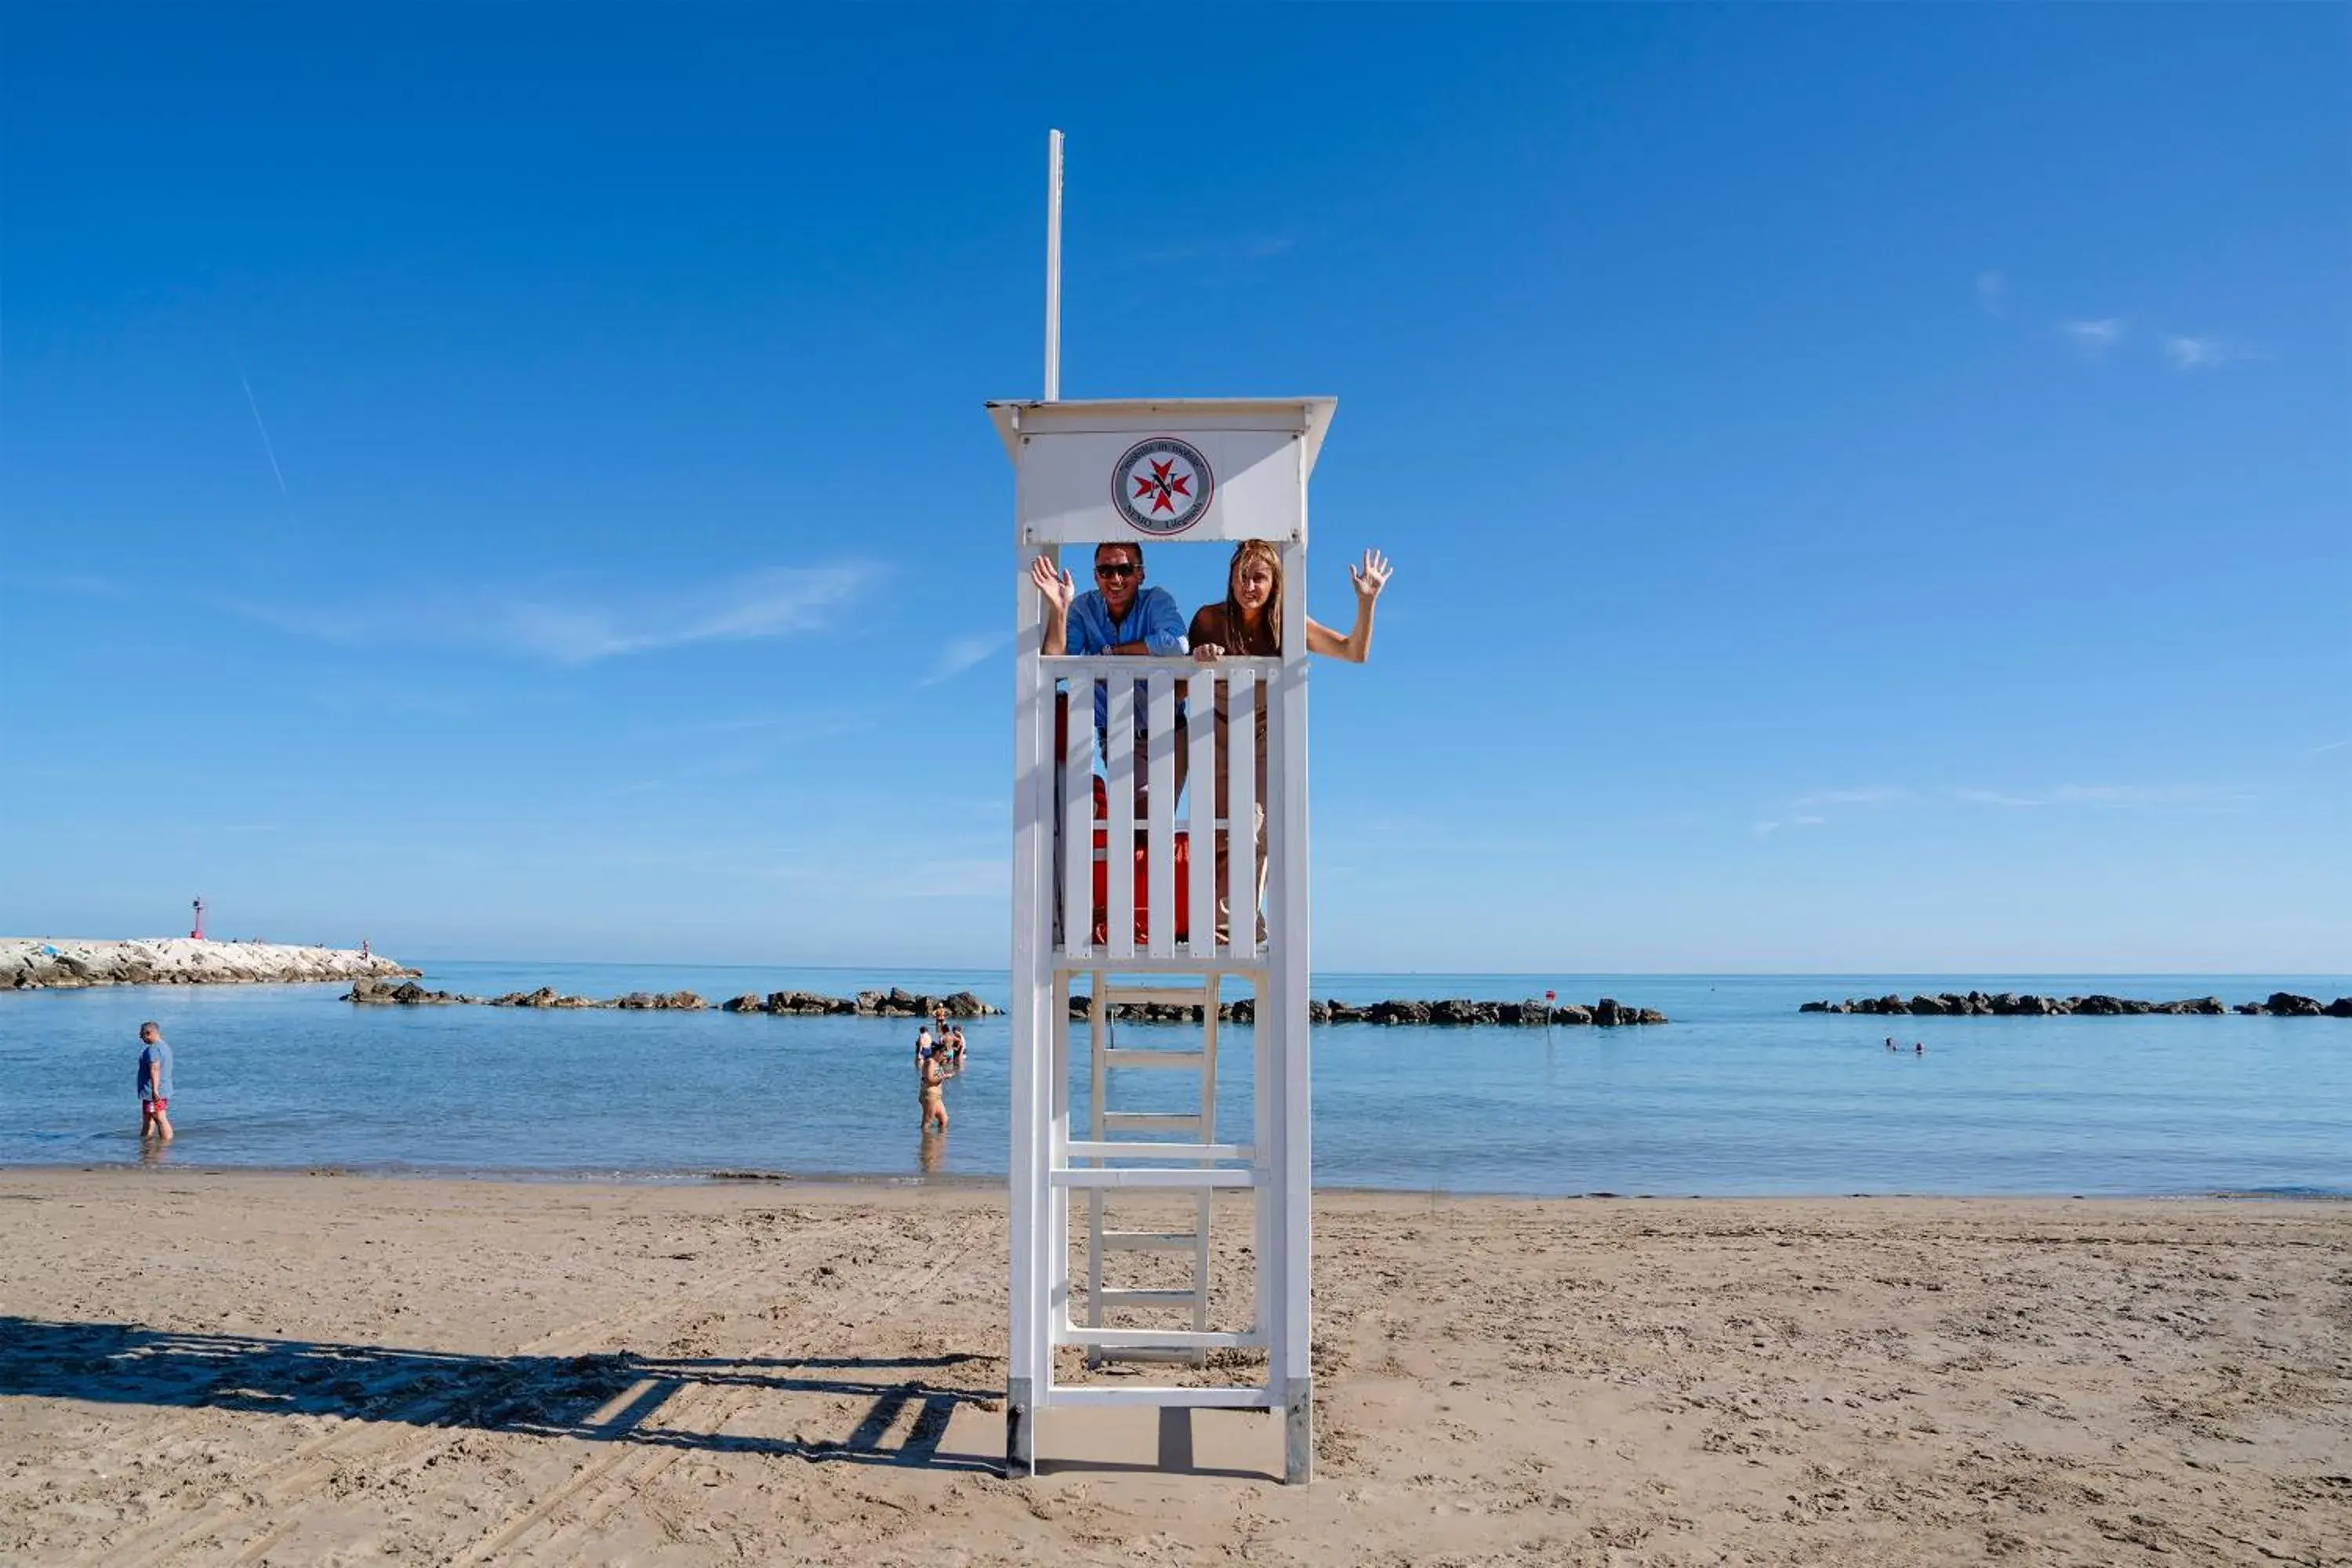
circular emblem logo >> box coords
[1111,437,1214,535]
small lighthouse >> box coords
[190,898,205,942]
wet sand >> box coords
[0,1171,2344,1565]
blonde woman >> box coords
[1188,543,1392,940]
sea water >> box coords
[1,965,2345,1196]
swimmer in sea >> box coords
[919,1045,950,1133]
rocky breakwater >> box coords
[719,987,999,1018]
[346,978,1000,1017]
[6,937,416,990]
[1069,994,1667,1027]
[1801,989,2352,1018]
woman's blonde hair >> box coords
[1220,539,1284,655]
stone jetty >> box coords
[347,978,1000,1017]
[1801,989,2352,1018]
[1070,995,1668,1026]
[343,976,1663,1026]
[5,938,417,990]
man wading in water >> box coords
[136,1022,174,1143]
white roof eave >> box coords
[985,397,1337,474]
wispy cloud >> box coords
[2162,334,2260,371]
[1791,786,1910,810]
[1755,786,1906,837]
[2060,318,2125,355]
[238,564,877,665]
[921,633,1009,686]
[1975,270,2007,318]
[2312,738,2351,756]
[1951,783,2257,810]
[1759,779,2253,835]
[0,572,127,599]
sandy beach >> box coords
[0,1173,2343,1566]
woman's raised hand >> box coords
[1350,548,1393,600]
[1028,554,1075,612]
[1191,642,1225,662]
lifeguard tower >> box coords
[992,133,1326,1484]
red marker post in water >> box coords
[1544,988,1557,1044]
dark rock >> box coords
[2266,992,2324,1017]
[1908,995,1950,1016]
[2234,1003,2263,1015]
[1552,1004,1593,1025]
[347,978,463,1006]
[2326,997,2352,1018]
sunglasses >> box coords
[1094,562,1138,579]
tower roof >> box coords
[985,397,1336,475]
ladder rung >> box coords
[1066,1140,1251,1162]
[1045,1384,1272,1409]
[1098,985,1214,1004]
[1059,1326,1262,1350]
[1054,1167,1255,1190]
[1094,1288,1202,1306]
[1101,1112,1203,1133]
[1101,1230,1200,1250]
[1098,1049,1203,1069]
[1084,1347,1207,1367]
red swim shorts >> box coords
[142,1098,169,1115]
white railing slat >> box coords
[1146,670,1176,957]
[1061,678,1094,961]
[1186,670,1217,960]
[1226,669,1257,961]
[1105,678,1136,960]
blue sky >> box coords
[3,5,2345,971]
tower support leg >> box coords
[1006,1377,1036,1477]
[1283,1376,1312,1483]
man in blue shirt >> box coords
[1029,541,1190,805]
[1031,541,1187,661]
[136,1021,174,1143]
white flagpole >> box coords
[1044,129,1064,401]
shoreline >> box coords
[9,1158,2347,1203]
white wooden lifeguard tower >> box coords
[993,132,1325,1484]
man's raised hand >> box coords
[1029,554,1075,612]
